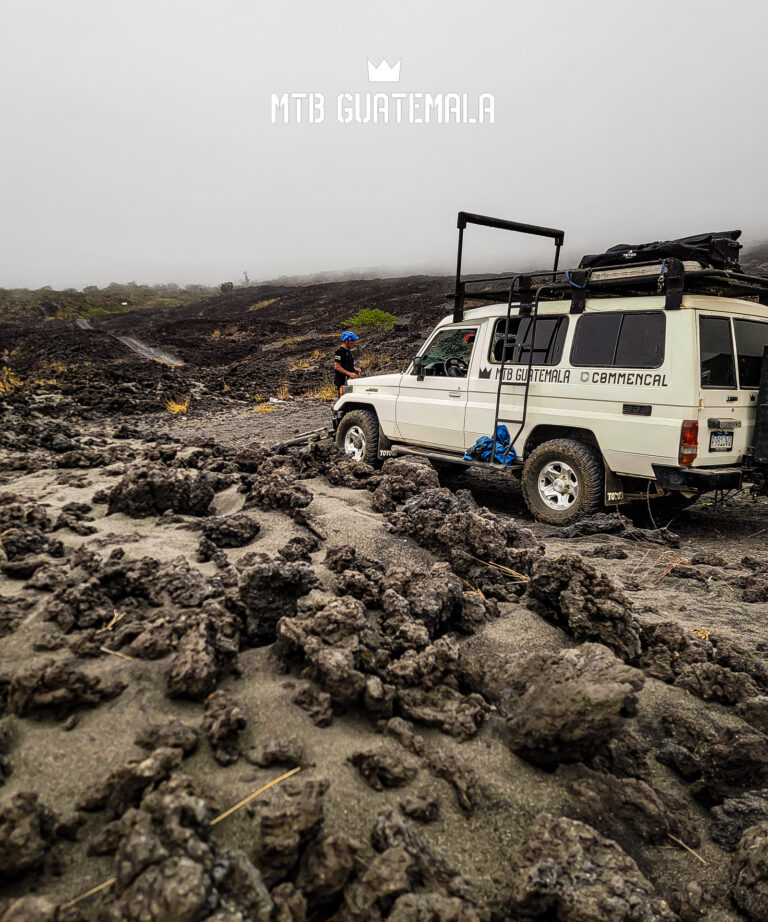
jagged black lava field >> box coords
[1,274,768,922]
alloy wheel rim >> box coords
[344,425,366,461]
[538,460,579,510]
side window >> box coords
[733,319,768,388]
[417,327,477,378]
[571,312,665,368]
[488,316,568,366]
[700,316,736,388]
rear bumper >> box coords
[652,464,742,493]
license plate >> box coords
[710,431,733,452]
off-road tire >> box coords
[336,409,379,465]
[521,438,604,525]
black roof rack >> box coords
[451,212,768,320]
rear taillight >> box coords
[679,420,699,466]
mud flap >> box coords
[604,466,626,506]
[378,427,393,458]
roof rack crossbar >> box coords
[453,211,565,322]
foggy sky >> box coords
[1,0,767,289]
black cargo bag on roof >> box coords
[580,230,742,271]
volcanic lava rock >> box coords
[6,658,126,720]
[43,548,220,635]
[295,833,361,907]
[528,554,642,661]
[0,597,22,638]
[674,661,760,704]
[98,774,273,922]
[278,597,368,708]
[337,846,415,921]
[711,791,768,851]
[737,696,768,734]
[270,882,307,922]
[425,752,478,814]
[245,738,304,769]
[565,765,699,846]
[166,601,240,701]
[77,746,183,819]
[135,719,200,756]
[246,470,313,518]
[2,554,52,579]
[399,793,439,824]
[279,535,319,562]
[239,554,319,645]
[254,777,327,886]
[694,724,768,805]
[500,644,644,768]
[369,807,473,899]
[395,684,489,741]
[348,749,418,792]
[369,457,441,514]
[388,491,540,592]
[201,513,261,548]
[202,689,247,765]
[731,821,768,922]
[387,893,482,922]
[505,813,677,921]
[655,741,702,781]
[0,896,57,922]
[0,525,64,561]
[0,791,59,882]
[106,463,215,517]
[637,621,713,683]
[292,682,334,727]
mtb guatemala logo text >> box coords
[271,60,495,125]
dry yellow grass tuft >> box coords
[165,396,190,414]
[359,353,392,373]
[211,329,222,339]
[249,297,279,311]
[304,383,337,400]
[290,360,311,370]
[276,384,291,400]
[0,367,21,395]
[257,404,276,414]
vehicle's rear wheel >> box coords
[521,438,603,525]
[335,409,379,464]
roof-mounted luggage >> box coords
[579,230,742,272]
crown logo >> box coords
[367,59,401,83]
[478,367,492,379]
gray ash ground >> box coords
[2,386,768,918]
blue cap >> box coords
[341,331,359,342]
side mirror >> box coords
[413,356,425,381]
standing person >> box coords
[334,331,361,396]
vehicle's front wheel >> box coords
[521,438,603,525]
[335,409,379,464]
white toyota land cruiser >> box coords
[333,213,768,525]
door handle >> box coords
[449,391,462,398]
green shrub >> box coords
[343,308,397,329]
[220,281,234,293]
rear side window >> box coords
[489,316,568,366]
[570,312,665,368]
[733,319,768,388]
[700,316,736,388]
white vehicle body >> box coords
[334,292,768,497]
